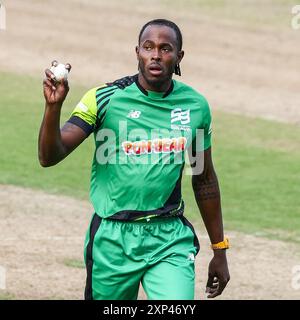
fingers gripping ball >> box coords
[50,61,70,82]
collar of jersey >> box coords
[135,77,174,99]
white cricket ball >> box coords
[50,63,69,82]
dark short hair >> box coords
[138,19,183,51]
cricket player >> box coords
[39,19,230,300]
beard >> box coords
[138,60,174,90]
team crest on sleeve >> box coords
[170,108,191,131]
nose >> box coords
[151,48,161,61]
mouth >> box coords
[148,64,163,76]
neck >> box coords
[138,73,173,92]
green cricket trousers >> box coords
[84,213,200,300]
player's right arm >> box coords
[38,66,88,167]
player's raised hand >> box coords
[43,60,72,106]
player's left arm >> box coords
[191,146,230,298]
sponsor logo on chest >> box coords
[122,137,187,156]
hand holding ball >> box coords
[49,60,71,82]
[43,60,72,105]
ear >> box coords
[135,45,140,60]
[177,50,184,64]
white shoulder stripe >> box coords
[77,101,88,112]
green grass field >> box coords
[1,71,300,243]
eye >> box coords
[143,44,152,51]
[162,47,171,53]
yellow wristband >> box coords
[211,237,229,250]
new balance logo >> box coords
[171,108,190,125]
[127,110,141,119]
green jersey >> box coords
[68,75,212,220]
